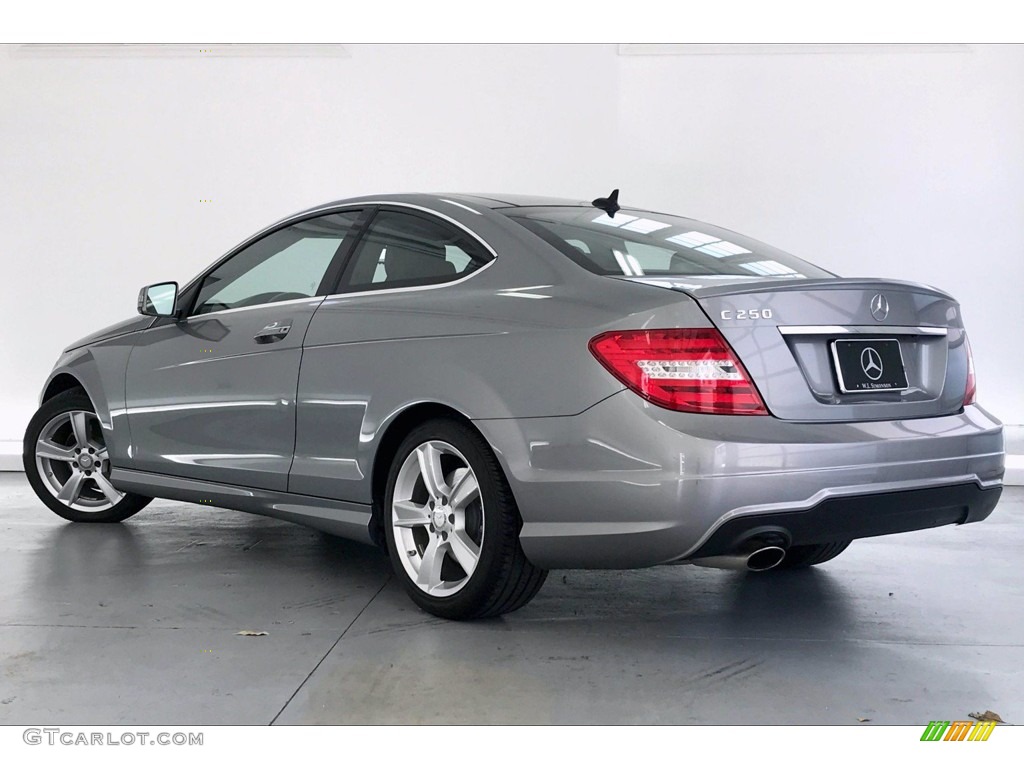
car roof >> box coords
[446,194,590,209]
[289,193,591,216]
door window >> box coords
[193,211,362,315]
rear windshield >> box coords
[507,207,832,280]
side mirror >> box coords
[137,282,179,317]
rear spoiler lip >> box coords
[613,276,955,302]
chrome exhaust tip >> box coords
[689,543,787,572]
[744,545,786,572]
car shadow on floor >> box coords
[25,515,854,637]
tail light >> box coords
[963,333,976,406]
[589,328,768,415]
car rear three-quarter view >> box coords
[22,192,1005,619]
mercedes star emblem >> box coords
[870,293,889,322]
[860,347,884,381]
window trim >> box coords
[329,203,498,296]
[177,295,327,322]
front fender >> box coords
[40,333,139,467]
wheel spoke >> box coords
[392,438,485,598]
[57,471,87,504]
[69,411,90,448]
[393,499,431,528]
[449,468,479,512]
[448,529,480,575]
[35,409,121,511]
[416,538,446,591]
[93,473,123,505]
[36,438,76,463]
[415,443,449,500]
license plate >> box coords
[830,339,909,393]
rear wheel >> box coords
[23,390,151,523]
[383,418,547,620]
[777,540,851,569]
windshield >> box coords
[506,207,833,280]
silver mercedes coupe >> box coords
[23,192,1005,619]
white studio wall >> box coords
[0,43,1021,460]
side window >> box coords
[345,209,491,290]
[193,211,362,315]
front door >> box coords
[125,210,364,491]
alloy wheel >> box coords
[34,410,124,512]
[391,440,484,597]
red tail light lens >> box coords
[589,328,768,415]
[963,333,976,406]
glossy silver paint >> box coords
[125,296,324,490]
[37,193,1005,568]
[474,391,1002,568]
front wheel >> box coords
[23,390,152,523]
[383,419,547,620]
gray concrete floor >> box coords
[0,473,1020,725]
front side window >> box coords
[508,207,832,280]
[344,209,491,291]
[193,211,362,315]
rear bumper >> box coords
[473,393,1004,569]
[684,482,1001,560]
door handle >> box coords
[254,322,291,344]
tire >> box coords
[776,540,851,569]
[383,418,547,620]
[23,389,152,523]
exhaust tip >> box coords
[746,546,786,572]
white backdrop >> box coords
[1,43,1021,457]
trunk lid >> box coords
[624,276,971,422]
